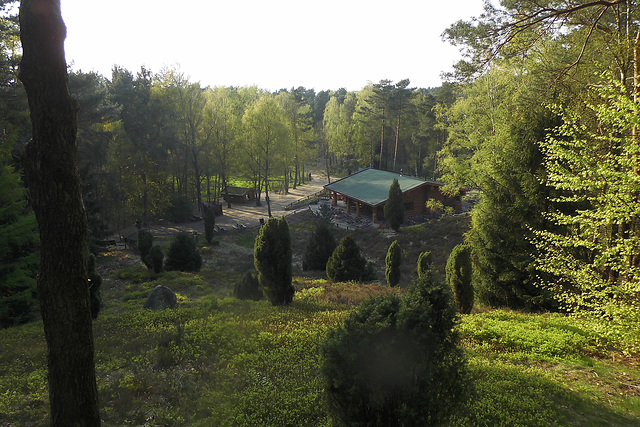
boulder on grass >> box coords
[143,285,177,310]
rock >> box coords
[143,285,177,310]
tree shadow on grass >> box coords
[450,358,640,426]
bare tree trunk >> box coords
[18,1,100,425]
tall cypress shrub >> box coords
[417,251,432,278]
[254,217,294,305]
[204,207,216,244]
[446,244,474,314]
[383,178,405,232]
[385,240,402,287]
[137,229,153,268]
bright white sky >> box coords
[60,0,485,92]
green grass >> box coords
[2,214,640,425]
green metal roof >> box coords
[324,168,441,207]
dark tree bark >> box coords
[18,1,100,425]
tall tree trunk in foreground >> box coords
[18,1,100,425]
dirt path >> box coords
[146,172,329,237]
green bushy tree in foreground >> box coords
[326,234,374,282]
[385,240,402,287]
[321,270,468,425]
[254,217,294,305]
[383,178,405,232]
[446,244,474,314]
[302,222,337,271]
[204,207,216,244]
[164,232,202,272]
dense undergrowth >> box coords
[1,214,640,425]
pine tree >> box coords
[385,240,402,287]
[0,141,39,328]
[383,178,404,232]
[302,222,337,271]
[254,217,294,305]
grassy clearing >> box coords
[1,213,639,425]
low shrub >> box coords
[234,271,263,301]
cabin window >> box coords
[404,202,414,211]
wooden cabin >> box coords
[222,186,256,204]
[323,168,462,223]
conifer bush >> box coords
[204,207,216,244]
[326,234,373,282]
[417,250,432,278]
[146,245,164,274]
[233,271,263,301]
[446,244,474,314]
[302,222,337,271]
[383,178,405,232]
[164,232,202,272]
[321,269,468,425]
[87,253,102,319]
[137,229,153,268]
[385,240,402,287]
[254,217,294,305]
